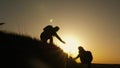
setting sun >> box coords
[1,1,120,67]
[56,36,81,58]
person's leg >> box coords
[50,37,53,44]
[41,38,47,43]
[40,32,47,43]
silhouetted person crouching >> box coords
[0,23,5,25]
[40,25,65,44]
[74,46,93,68]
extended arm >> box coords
[55,33,65,44]
[74,54,80,60]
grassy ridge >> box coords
[0,31,120,68]
[0,31,69,68]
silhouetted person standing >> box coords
[40,25,65,44]
[74,46,93,68]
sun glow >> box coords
[57,37,81,58]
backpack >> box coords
[43,25,53,31]
[85,51,93,63]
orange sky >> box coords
[0,0,120,64]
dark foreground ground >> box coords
[0,31,120,68]
[66,60,120,68]
[74,63,120,68]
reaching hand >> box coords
[73,58,76,60]
[62,41,66,44]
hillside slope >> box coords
[0,31,71,68]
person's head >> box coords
[78,46,85,52]
[54,26,59,32]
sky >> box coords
[0,0,120,64]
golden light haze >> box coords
[0,0,120,64]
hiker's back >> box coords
[80,51,93,64]
[42,25,53,37]
[43,25,53,32]
[86,51,93,63]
